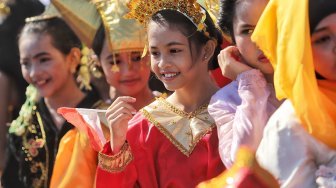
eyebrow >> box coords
[150,41,185,49]
[239,23,255,28]
[313,27,328,34]
[33,52,50,59]
[105,53,119,60]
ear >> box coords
[67,47,81,74]
[202,39,217,63]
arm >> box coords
[0,72,10,174]
[209,69,273,168]
[95,141,138,188]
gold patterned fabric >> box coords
[25,3,61,22]
[98,142,133,173]
[52,0,101,48]
[92,0,146,53]
[125,0,207,33]
[141,97,215,157]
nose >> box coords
[157,54,171,69]
[29,63,40,78]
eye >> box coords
[241,28,254,35]
[109,59,121,65]
[39,57,51,63]
[170,48,182,54]
[130,52,142,62]
[313,35,331,45]
[20,60,29,67]
[150,50,160,57]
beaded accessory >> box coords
[125,0,207,33]
[9,85,39,136]
[0,1,10,24]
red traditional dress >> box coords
[96,97,225,187]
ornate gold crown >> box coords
[125,0,207,33]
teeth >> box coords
[36,80,47,85]
[163,73,178,78]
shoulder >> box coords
[210,82,240,109]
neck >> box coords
[264,73,274,84]
[45,80,85,111]
[168,73,219,113]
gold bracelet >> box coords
[98,142,133,173]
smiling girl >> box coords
[94,0,225,187]
[1,14,102,188]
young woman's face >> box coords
[99,39,151,96]
[19,33,77,98]
[311,13,336,81]
[148,21,205,91]
[233,0,273,74]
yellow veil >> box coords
[251,0,336,149]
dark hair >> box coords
[150,8,222,70]
[92,23,105,58]
[19,17,81,55]
[218,0,239,43]
[309,0,336,34]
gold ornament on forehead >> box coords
[125,0,207,33]
[92,0,147,73]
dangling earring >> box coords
[111,53,120,73]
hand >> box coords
[217,46,252,80]
[105,96,136,153]
[316,165,336,188]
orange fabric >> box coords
[251,0,336,149]
[197,146,279,188]
[57,107,104,151]
[50,129,98,188]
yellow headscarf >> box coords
[251,0,336,149]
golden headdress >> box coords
[125,0,207,33]
[92,0,146,53]
[52,0,101,48]
[25,3,61,22]
[251,0,336,149]
[52,0,147,72]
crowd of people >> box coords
[0,0,335,187]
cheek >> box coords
[21,68,31,82]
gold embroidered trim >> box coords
[36,112,49,188]
[98,142,133,173]
[157,97,208,119]
[140,98,215,157]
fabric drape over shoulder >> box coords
[251,0,336,149]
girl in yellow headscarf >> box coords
[253,0,336,187]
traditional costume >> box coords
[209,69,281,168]
[93,0,226,187]
[0,5,104,187]
[251,0,336,187]
[96,97,224,187]
[2,84,101,188]
[49,0,148,187]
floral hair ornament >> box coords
[92,0,147,73]
[125,0,208,34]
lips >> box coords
[258,54,270,63]
[160,72,180,80]
[119,78,141,85]
[33,78,50,88]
